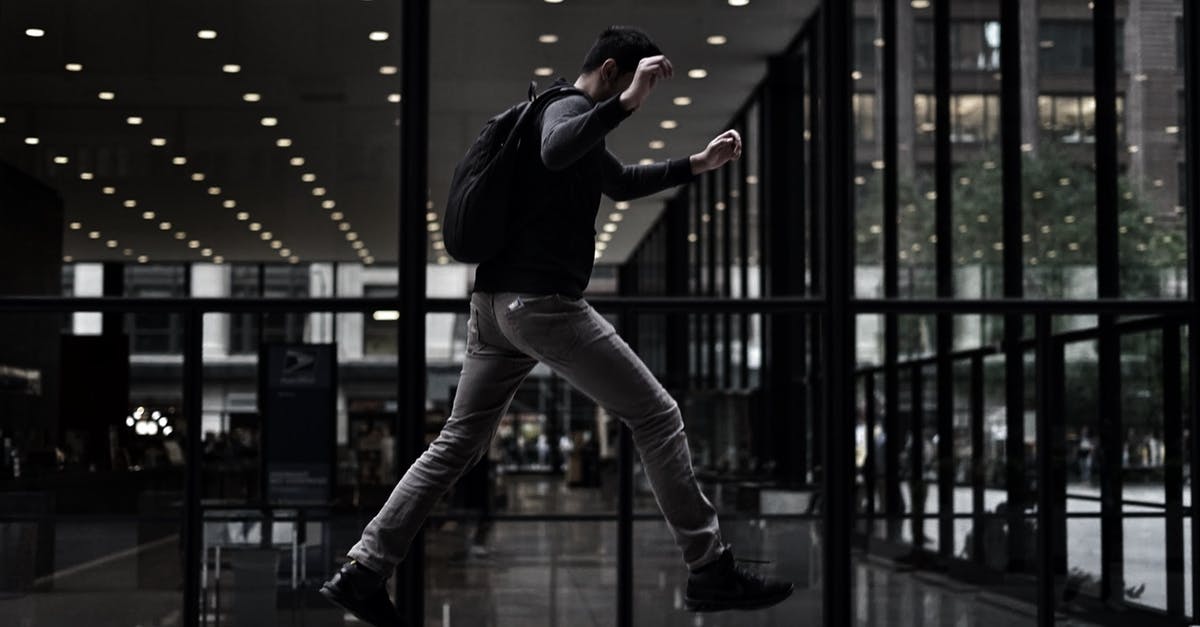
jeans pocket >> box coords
[505,294,583,361]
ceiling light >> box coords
[353,241,365,249]
[53,156,69,164]
[260,232,272,240]
[63,255,73,262]
[544,0,563,3]
[174,232,187,240]
[98,91,115,100]
[142,211,155,220]
[150,137,167,146]
[369,31,389,41]
[362,256,373,265]
[207,186,221,195]
[289,256,300,264]
[0,116,5,123]
[26,28,45,37]
[388,93,401,103]
[80,172,94,180]
[261,117,278,127]
[271,241,282,249]
[127,116,143,125]
[648,140,665,150]
[615,201,630,210]
[123,199,137,208]
[212,255,224,264]
[534,67,554,77]
[280,248,291,257]
[137,255,149,263]
[660,120,677,129]
[603,223,618,233]
[197,29,217,39]
[426,223,439,232]
[88,231,101,239]
[538,34,558,43]
[188,240,200,248]
[706,35,727,45]
[312,187,326,196]
[191,173,205,181]
[673,96,692,106]
[223,200,236,209]
[201,249,213,257]
[379,66,398,75]
[65,62,83,72]
[852,70,863,80]
[595,242,607,251]
[290,157,305,166]
[911,0,930,7]
[276,138,292,148]
[638,158,654,165]
[159,222,172,230]
[609,213,623,222]
[599,232,613,242]
[426,211,438,221]
[322,200,336,209]
[346,232,358,241]
[330,212,344,220]
[357,248,369,257]
[249,222,262,231]
[69,222,82,230]
[236,212,249,220]
[687,69,708,79]
[172,157,187,165]
[106,240,118,248]
[301,173,316,182]
[728,0,749,5]
[339,222,351,231]
[243,93,261,102]
[102,186,116,194]
[24,137,39,145]
[222,64,241,73]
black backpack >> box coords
[443,81,582,263]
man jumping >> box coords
[321,26,793,626]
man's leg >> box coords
[347,291,538,576]
[494,292,723,570]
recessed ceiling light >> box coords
[339,222,352,231]
[174,232,187,240]
[25,28,45,38]
[615,201,630,210]
[236,212,249,220]
[388,93,401,103]
[201,248,213,257]
[150,137,167,146]
[63,255,73,262]
[426,223,439,232]
[88,231,101,239]
[172,157,187,165]
[142,211,155,220]
[312,187,326,196]
[261,117,278,127]
[106,240,118,248]
[65,62,83,72]
[98,91,115,100]
[270,240,282,249]
[289,256,300,264]
[197,29,217,39]
[599,232,612,242]
[346,232,359,241]
[331,212,344,220]
[369,31,389,41]
[0,116,6,124]
[911,0,930,7]
[279,249,290,258]
[538,34,559,43]
[127,116,143,125]
[609,213,623,222]
[213,255,224,264]
[638,158,654,165]
[534,67,554,76]
[191,173,205,181]
[137,255,149,263]
[728,0,749,5]
[379,65,398,75]
[603,223,618,233]
[322,200,336,209]
[123,199,137,208]
[301,173,316,182]
[673,96,692,106]
[687,69,708,79]
[660,120,678,129]
[353,241,365,249]
[276,138,292,147]
[122,248,133,256]
[545,0,563,3]
[851,70,863,80]
[80,172,94,180]
[243,93,261,102]
[102,186,116,194]
[362,256,374,265]
[54,156,69,164]
[159,222,172,230]
[222,64,241,73]
[223,200,236,209]
[24,137,39,145]
[260,232,272,240]
[706,35,727,45]
[207,186,221,195]
[188,240,200,248]
[69,222,82,230]
[249,222,262,231]
[290,157,305,166]
[648,140,665,150]
[595,242,607,250]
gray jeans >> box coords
[348,290,724,574]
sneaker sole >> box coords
[684,583,795,613]
[319,583,399,627]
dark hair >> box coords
[580,26,661,75]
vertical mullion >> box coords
[882,0,901,545]
[183,309,202,627]
[933,0,954,563]
[738,119,750,389]
[1034,314,1061,627]
[398,2,430,623]
[1164,322,1184,618]
[1184,0,1200,616]
[970,353,985,564]
[691,185,700,388]
[722,143,733,390]
[617,302,635,627]
[910,364,926,552]
[865,373,878,533]
[706,172,717,389]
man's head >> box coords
[578,26,661,100]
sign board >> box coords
[261,343,336,504]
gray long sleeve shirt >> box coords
[473,77,696,299]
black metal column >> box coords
[616,284,636,627]
[819,1,854,624]
[1185,0,1200,617]
[882,0,902,544]
[183,309,203,627]
[1163,322,1184,618]
[970,354,985,564]
[932,0,954,563]
[1034,314,1064,627]
[397,1,429,623]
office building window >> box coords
[126,265,187,354]
[1039,20,1124,73]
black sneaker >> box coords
[319,560,406,627]
[684,547,794,612]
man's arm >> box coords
[539,94,633,171]
[600,150,697,201]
